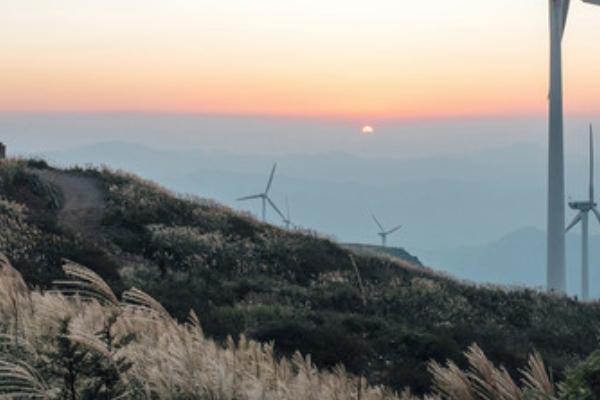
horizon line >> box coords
[2,109,599,122]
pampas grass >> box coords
[0,255,565,399]
[0,360,51,399]
[52,259,119,307]
[429,345,555,400]
[0,256,400,400]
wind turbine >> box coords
[566,125,600,300]
[546,0,600,293]
[237,163,285,222]
[371,214,402,247]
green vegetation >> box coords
[342,243,422,265]
[559,350,600,399]
[0,256,584,399]
[0,159,600,395]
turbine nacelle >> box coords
[568,200,597,211]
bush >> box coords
[26,158,50,170]
[560,351,600,399]
[252,319,373,371]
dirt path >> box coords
[33,169,105,235]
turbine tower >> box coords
[283,196,292,229]
[371,214,402,247]
[546,0,600,293]
[566,125,600,300]
[237,163,285,222]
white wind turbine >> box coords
[546,0,600,293]
[371,214,402,247]
[237,163,285,222]
[566,125,600,300]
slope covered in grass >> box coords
[0,256,583,399]
[0,159,599,394]
[342,243,422,265]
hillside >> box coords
[42,139,549,251]
[4,256,592,399]
[4,256,587,399]
[343,243,422,265]
[1,159,600,394]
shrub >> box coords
[560,351,600,399]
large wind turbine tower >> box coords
[546,0,600,293]
[566,125,600,300]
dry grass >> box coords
[429,345,556,400]
[0,256,399,400]
[0,254,562,400]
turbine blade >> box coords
[593,207,600,225]
[237,194,262,201]
[591,124,595,202]
[266,197,285,220]
[265,163,277,194]
[386,225,402,235]
[371,214,384,232]
[561,0,571,39]
[566,212,583,232]
[582,0,600,6]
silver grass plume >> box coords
[53,259,119,307]
[0,360,53,399]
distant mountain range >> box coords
[34,140,600,297]
[425,227,600,298]
[36,140,552,250]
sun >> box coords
[361,125,375,135]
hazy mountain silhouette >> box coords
[39,140,600,298]
[40,141,549,248]
[425,226,600,298]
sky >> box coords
[2,1,600,119]
[4,1,600,293]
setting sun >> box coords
[362,125,375,134]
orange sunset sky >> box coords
[2,0,600,119]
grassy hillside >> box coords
[0,159,599,394]
[1,256,575,399]
[342,243,422,265]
